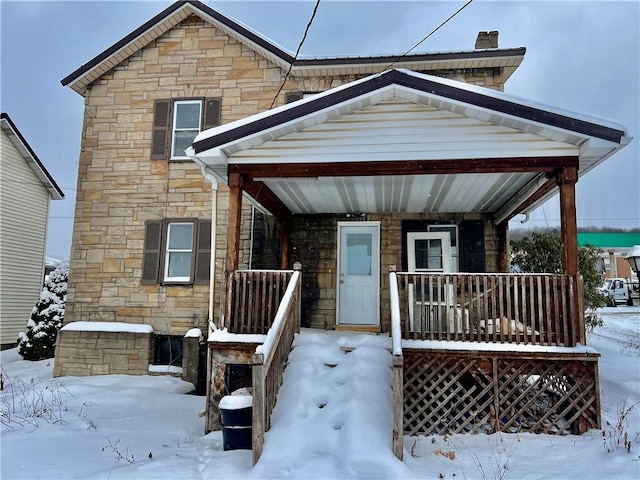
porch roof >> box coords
[188,69,630,222]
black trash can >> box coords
[219,394,252,451]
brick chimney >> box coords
[475,31,499,49]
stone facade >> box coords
[53,329,153,377]
[63,12,512,375]
[290,213,500,332]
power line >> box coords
[379,0,474,74]
[270,0,321,109]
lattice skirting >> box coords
[403,350,600,436]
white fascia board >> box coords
[186,145,227,170]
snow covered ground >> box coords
[2,308,639,479]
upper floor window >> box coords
[171,101,202,159]
[151,98,221,161]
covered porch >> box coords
[187,69,629,462]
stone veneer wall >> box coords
[64,12,509,358]
[53,329,153,377]
[288,213,499,332]
[65,15,369,338]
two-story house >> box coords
[54,0,525,376]
[54,1,630,460]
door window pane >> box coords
[415,238,443,270]
[347,233,372,276]
[428,239,443,269]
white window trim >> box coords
[164,222,194,283]
[407,232,452,273]
[427,225,459,272]
[170,100,202,160]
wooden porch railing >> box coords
[224,269,294,334]
[251,269,301,465]
[389,272,404,461]
[393,272,583,347]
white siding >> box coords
[0,129,50,346]
[231,99,579,164]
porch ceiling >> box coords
[257,172,536,215]
[188,69,630,221]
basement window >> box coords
[154,335,183,367]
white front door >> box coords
[337,222,380,326]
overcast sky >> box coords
[1,0,638,260]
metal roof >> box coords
[61,0,525,95]
[188,70,630,222]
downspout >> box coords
[200,165,219,338]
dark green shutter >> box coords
[151,100,171,159]
[142,220,163,284]
[195,220,212,284]
[203,98,221,130]
[285,92,303,104]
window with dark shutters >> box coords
[142,220,163,284]
[151,100,171,160]
[150,98,221,160]
[142,219,211,285]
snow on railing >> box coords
[389,271,404,461]
[251,267,302,465]
[389,271,403,357]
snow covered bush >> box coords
[17,263,69,361]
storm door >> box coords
[407,232,458,333]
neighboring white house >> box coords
[0,113,64,349]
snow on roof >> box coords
[191,68,628,156]
[61,321,154,334]
[62,1,524,95]
[398,68,628,133]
